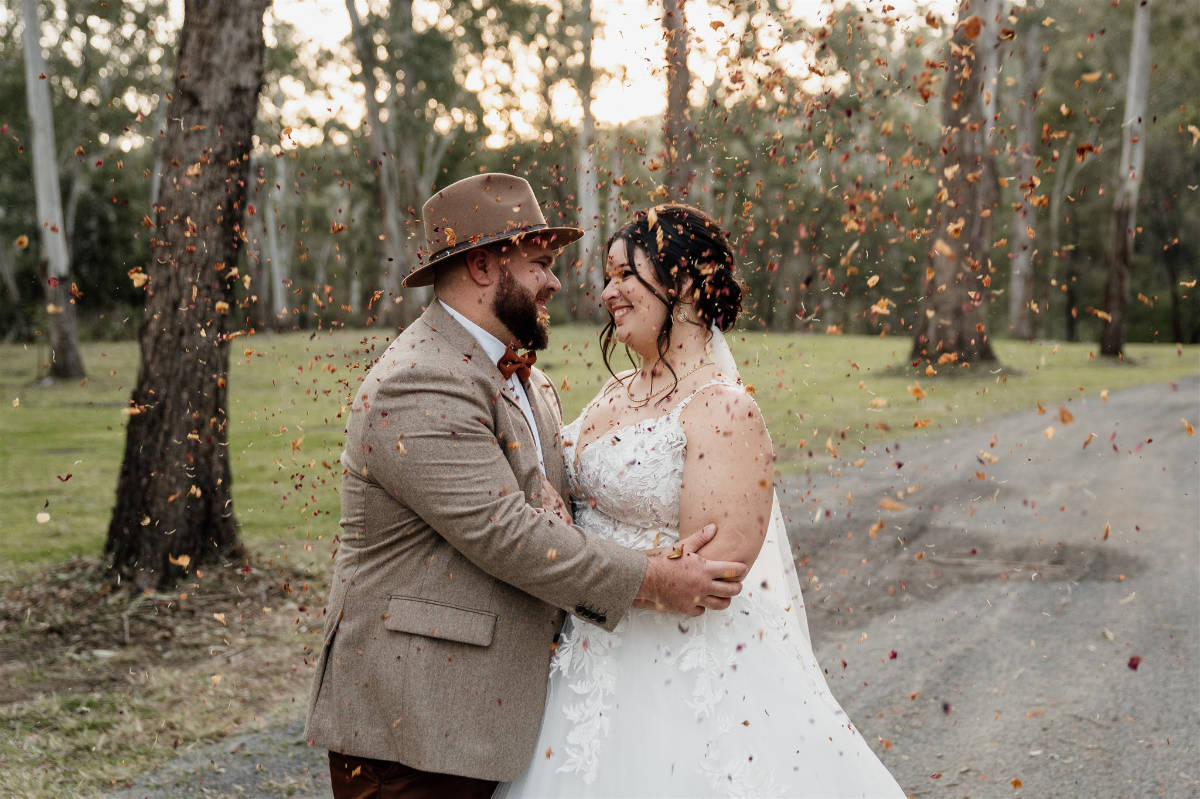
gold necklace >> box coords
[623,361,715,406]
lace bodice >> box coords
[561,380,735,550]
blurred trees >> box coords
[662,0,694,198]
[0,0,1194,349]
[2,0,173,342]
[1006,10,1045,341]
[1100,0,1152,357]
[20,0,85,377]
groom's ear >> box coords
[464,248,495,286]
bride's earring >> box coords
[675,305,692,324]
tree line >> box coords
[1,0,1196,586]
[3,0,1195,361]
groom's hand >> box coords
[637,524,747,616]
[536,474,573,525]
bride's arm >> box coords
[677,386,775,568]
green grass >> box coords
[1,327,1197,570]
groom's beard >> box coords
[494,267,550,350]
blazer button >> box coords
[596,614,607,624]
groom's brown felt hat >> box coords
[402,173,583,288]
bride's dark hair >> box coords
[600,204,743,396]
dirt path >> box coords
[112,376,1200,798]
[790,374,1199,797]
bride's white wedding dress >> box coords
[496,377,904,798]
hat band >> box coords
[423,223,551,265]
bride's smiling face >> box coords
[601,241,670,353]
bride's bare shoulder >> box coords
[679,381,765,432]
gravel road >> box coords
[113,375,1200,798]
[791,374,1199,798]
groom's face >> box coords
[491,239,560,350]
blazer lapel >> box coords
[498,382,534,440]
[422,300,542,467]
[526,376,564,488]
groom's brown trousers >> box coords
[329,752,496,799]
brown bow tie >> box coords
[497,344,536,382]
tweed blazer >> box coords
[304,300,647,781]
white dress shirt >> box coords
[439,299,546,475]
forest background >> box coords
[1,0,1196,349]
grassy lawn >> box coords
[0,325,1196,795]
[2,326,1197,569]
[2,326,1197,570]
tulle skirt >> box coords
[495,586,904,798]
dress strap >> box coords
[666,377,741,419]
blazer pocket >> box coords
[383,596,497,647]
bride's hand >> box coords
[537,475,573,525]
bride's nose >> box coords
[601,277,619,303]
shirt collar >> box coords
[439,299,509,367]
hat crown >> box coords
[421,173,547,261]
[402,172,583,288]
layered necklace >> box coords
[623,360,715,407]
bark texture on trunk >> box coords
[21,0,86,379]
[574,0,605,321]
[105,0,267,590]
[1007,23,1044,340]
[663,0,694,199]
[265,151,292,326]
[1100,0,1153,357]
[910,0,1000,366]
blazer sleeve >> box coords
[352,363,646,630]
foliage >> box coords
[2,0,1193,345]
[1,0,173,341]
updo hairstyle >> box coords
[600,204,743,389]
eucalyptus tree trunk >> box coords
[0,211,21,337]
[696,79,721,215]
[910,0,1000,366]
[344,0,411,327]
[1044,131,1084,340]
[662,0,694,199]
[574,0,605,321]
[1008,22,1045,340]
[106,0,267,590]
[604,142,623,244]
[264,152,293,327]
[775,252,814,332]
[21,0,86,379]
[1100,0,1153,357]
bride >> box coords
[497,205,904,797]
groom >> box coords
[304,173,747,798]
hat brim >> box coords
[402,225,584,288]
